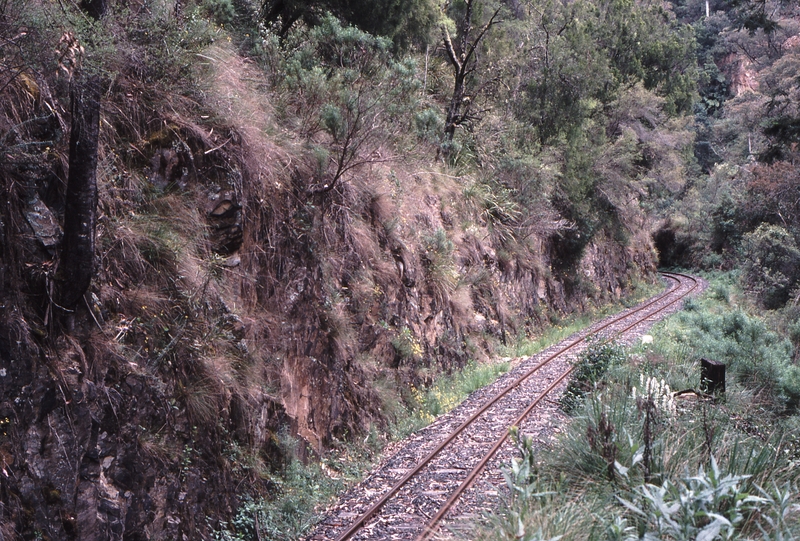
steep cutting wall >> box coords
[0,44,658,541]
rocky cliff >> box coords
[0,17,659,541]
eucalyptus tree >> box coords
[439,0,502,143]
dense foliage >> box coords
[654,0,800,311]
[481,274,800,541]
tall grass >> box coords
[476,273,800,541]
[213,436,349,541]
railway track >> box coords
[306,272,702,541]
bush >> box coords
[742,224,800,309]
[202,0,237,26]
[618,458,796,541]
[414,107,444,144]
[273,14,420,190]
[421,228,457,308]
[213,462,338,540]
[669,303,796,412]
[560,341,625,413]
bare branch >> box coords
[441,26,462,73]
[464,8,502,68]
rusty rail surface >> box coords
[415,271,698,541]
[333,272,698,541]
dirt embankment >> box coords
[0,41,657,540]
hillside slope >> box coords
[0,0,678,537]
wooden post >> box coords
[700,358,726,396]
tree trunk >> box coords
[58,76,101,311]
[440,1,500,147]
[444,71,466,141]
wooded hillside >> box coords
[0,0,797,538]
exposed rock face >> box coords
[718,52,759,96]
[0,50,659,541]
[1,168,658,541]
[146,124,245,254]
[272,183,658,457]
[24,194,62,250]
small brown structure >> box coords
[700,358,726,396]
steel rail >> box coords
[332,273,692,541]
[415,272,698,541]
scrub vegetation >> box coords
[480,273,800,541]
[0,0,798,537]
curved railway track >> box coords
[307,272,701,541]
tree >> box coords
[759,54,800,162]
[279,15,420,194]
[746,156,800,230]
[521,0,696,144]
[262,0,439,48]
[742,224,800,308]
[57,6,104,313]
[523,0,603,144]
[722,0,781,34]
[440,0,502,143]
[58,76,101,312]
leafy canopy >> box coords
[261,0,440,48]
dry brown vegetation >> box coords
[0,0,669,537]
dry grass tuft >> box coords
[369,192,395,227]
[139,429,181,465]
[346,219,381,268]
[449,284,474,330]
[183,376,227,427]
[197,42,290,193]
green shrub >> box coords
[618,458,796,541]
[272,14,420,187]
[742,224,800,309]
[202,0,237,25]
[671,306,796,411]
[414,107,444,144]
[560,341,625,413]
[213,433,348,541]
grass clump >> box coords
[213,459,343,541]
[474,272,800,541]
[402,359,511,431]
[213,432,370,541]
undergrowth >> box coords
[213,281,670,540]
[213,434,350,541]
[406,359,510,428]
[560,340,625,414]
[477,272,800,541]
